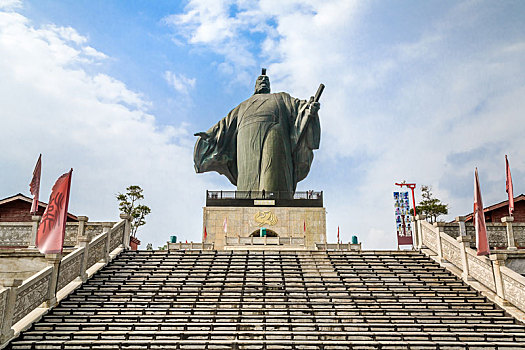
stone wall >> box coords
[0,252,48,288]
[203,206,326,250]
[0,221,110,248]
[441,222,525,248]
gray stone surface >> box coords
[7,250,525,348]
[194,71,321,193]
[0,252,48,288]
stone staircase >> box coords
[6,250,525,349]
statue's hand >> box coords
[309,101,320,115]
[194,132,210,139]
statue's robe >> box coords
[194,92,320,194]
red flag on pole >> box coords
[29,154,42,214]
[474,168,489,256]
[204,226,207,241]
[337,226,340,244]
[36,169,72,254]
[506,155,514,217]
[303,220,306,233]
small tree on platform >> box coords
[116,185,151,237]
[415,185,448,223]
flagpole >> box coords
[506,155,514,217]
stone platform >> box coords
[203,206,326,250]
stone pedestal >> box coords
[203,206,326,250]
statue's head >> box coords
[254,68,270,94]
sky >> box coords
[1,0,525,249]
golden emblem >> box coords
[254,211,278,226]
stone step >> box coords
[16,330,525,342]
[31,321,525,333]
[9,339,525,349]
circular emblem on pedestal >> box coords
[254,211,278,226]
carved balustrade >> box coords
[0,215,131,347]
[417,217,525,316]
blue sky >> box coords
[1,0,525,249]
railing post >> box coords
[501,216,516,250]
[0,279,23,344]
[490,253,510,305]
[415,214,426,249]
[44,253,61,308]
[411,216,418,249]
[455,216,466,236]
[29,215,41,248]
[76,216,89,246]
[434,222,446,262]
[77,223,92,283]
[120,213,132,250]
[457,235,473,282]
[102,222,113,263]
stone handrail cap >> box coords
[31,215,42,221]
[457,235,471,243]
[455,216,466,222]
[415,214,426,220]
[77,216,89,222]
[45,253,62,260]
[490,253,507,261]
[501,216,515,223]
[101,222,114,228]
[120,213,132,220]
[5,279,23,287]
[433,222,446,227]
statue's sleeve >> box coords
[193,106,239,186]
[283,93,321,184]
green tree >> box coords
[415,185,448,223]
[116,185,151,238]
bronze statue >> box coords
[194,69,322,196]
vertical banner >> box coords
[36,169,72,254]
[393,191,413,246]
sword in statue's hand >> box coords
[308,83,324,116]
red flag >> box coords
[204,226,207,241]
[36,169,72,254]
[337,226,340,244]
[506,155,514,217]
[29,154,42,214]
[303,220,306,233]
[474,168,489,256]
[223,218,228,233]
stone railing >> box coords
[224,236,306,246]
[0,216,113,248]
[0,215,131,345]
[167,242,215,251]
[316,243,362,251]
[415,215,525,317]
[0,223,32,247]
[434,216,524,249]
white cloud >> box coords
[82,46,108,60]
[164,70,196,94]
[0,8,213,248]
[0,0,21,10]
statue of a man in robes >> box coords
[193,69,321,196]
